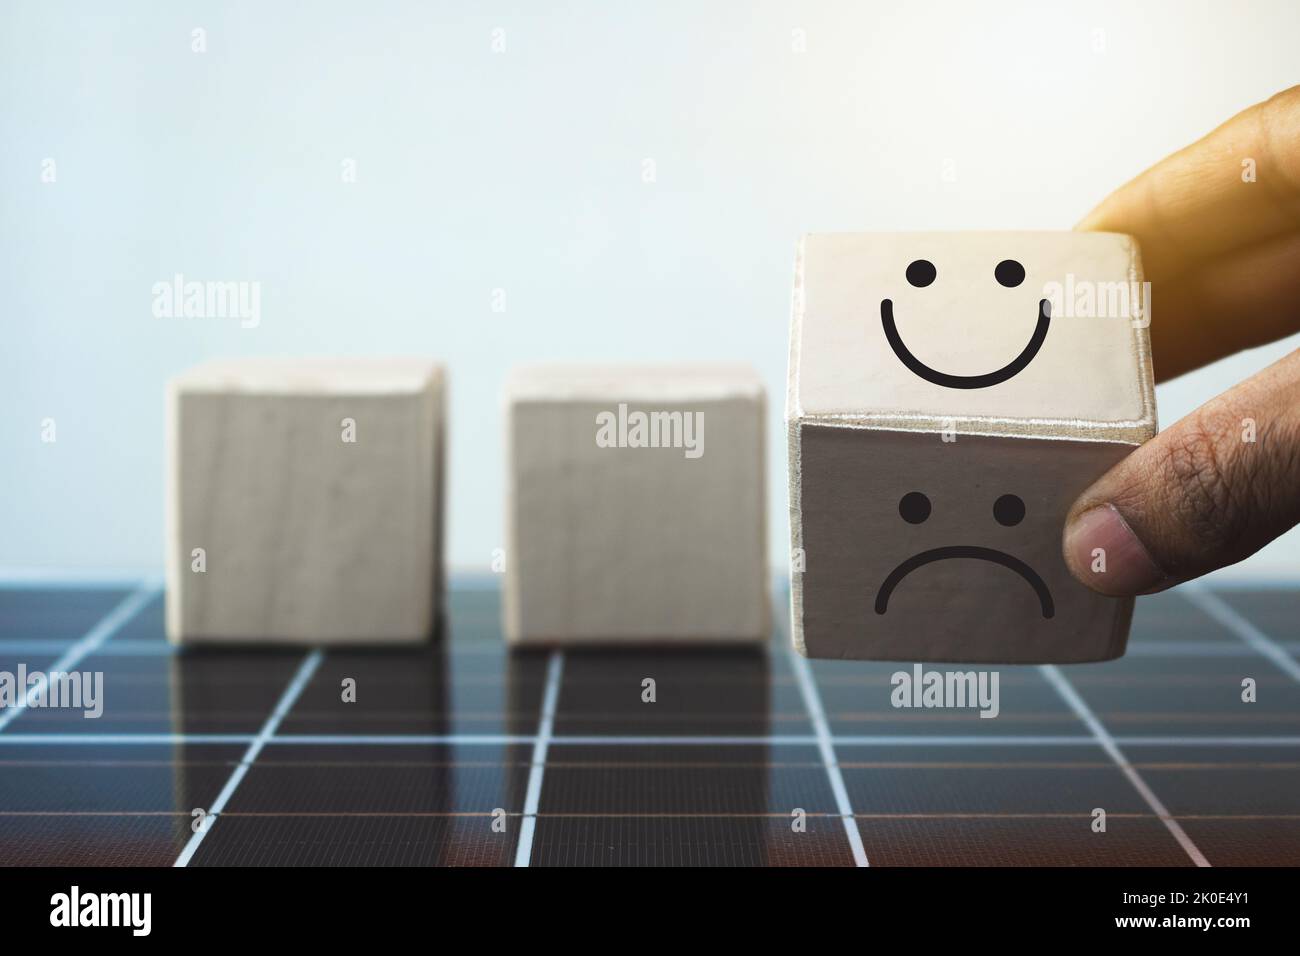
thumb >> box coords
[1063,348,1300,596]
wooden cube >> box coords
[787,232,1157,663]
[165,357,445,645]
[504,364,769,645]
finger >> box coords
[1078,86,1300,375]
[1062,347,1300,596]
[1079,85,1300,277]
[1147,230,1300,381]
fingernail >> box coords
[1064,504,1167,596]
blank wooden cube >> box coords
[166,358,445,645]
[504,364,769,645]
[788,232,1157,663]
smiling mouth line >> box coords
[880,298,1052,389]
[874,545,1055,618]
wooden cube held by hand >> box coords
[787,232,1157,663]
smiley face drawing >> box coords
[880,258,1052,389]
[873,490,1055,619]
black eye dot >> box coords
[905,259,936,288]
[994,259,1025,288]
[993,494,1025,526]
[899,491,931,524]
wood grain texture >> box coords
[504,365,768,645]
[165,358,444,645]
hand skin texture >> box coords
[1063,85,1300,597]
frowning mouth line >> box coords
[880,298,1052,389]
[874,546,1055,618]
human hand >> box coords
[1063,86,1300,596]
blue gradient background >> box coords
[2,0,1297,579]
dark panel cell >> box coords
[857,817,1194,867]
[530,815,855,867]
[189,814,516,866]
